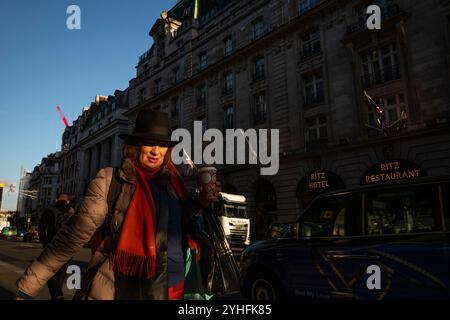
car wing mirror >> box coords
[301,223,312,237]
[289,222,300,238]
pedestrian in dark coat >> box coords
[37,193,74,300]
[16,109,221,300]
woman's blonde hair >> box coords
[122,141,172,185]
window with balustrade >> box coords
[368,93,407,128]
[224,104,235,129]
[253,93,267,125]
[300,28,321,59]
[361,43,401,88]
[306,115,328,142]
[199,51,208,70]
[298,0,320,15]
[154,78,162,95]
[253,18,266,40]
[173,67,181,84]
[253,56,265,81]
[137,87,146,104]
[171,96,180,119]
[223,71,234,95]
[197,84,207,107]
[198,115,208,133]
[223,35,234,56]
[303,71,324,107]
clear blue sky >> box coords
[0,0,176,211]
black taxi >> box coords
[240,176,450,300]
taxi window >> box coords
[443,183,450,231]
[301,195,349,237]
[364,185,439,235]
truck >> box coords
[214,192,251,250]
[0,214,10,232]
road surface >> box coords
[0,239,244,300]
[0,239,90,300]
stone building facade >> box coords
[60,90,129,205]
[122,0,450,239]
[16,169,32,218]
[16,153,62,226]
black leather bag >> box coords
[201,206,241,296]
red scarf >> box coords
[111,161,187,279]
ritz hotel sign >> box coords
[309,172,330,189]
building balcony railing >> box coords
[153,88,161,97]
[138,49,153,65]
[252,71,265,82]
[199,0,240,26]
[298,0,321,15]
[367,117,408,138]
[197,98,207,107]
[223,45,235,57]
[130,69,151,88]
[346,4,405,36]
[172,77,182,85]
[304,91,325,108]
[300,44,322,60]
[253,25,271,41]
[253,112,267,125]
[222,87,234,96]
[361,65,401,89]
[305,138,328,152]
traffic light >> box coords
[0,183,4,211]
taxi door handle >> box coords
[325,252,380,260]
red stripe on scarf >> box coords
[169,281,185,300]
[112,163,200,279]
[111,161,190,279]
[111,162,158,279]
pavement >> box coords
[0,239,245,300]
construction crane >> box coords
[56,106,69,128]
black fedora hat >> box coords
[119,109,176,146]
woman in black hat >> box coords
[16,109,221,300]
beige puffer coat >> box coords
[17,159,138,300]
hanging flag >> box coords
[194,0,199,20]
[363,90,386,132]
[182,148,195,176]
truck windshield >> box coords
[224,205,247,218]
